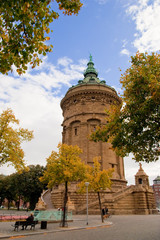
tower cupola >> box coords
[135,163,149,187]
[84,54,98,78]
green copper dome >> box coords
[154,176,160,181]
[68,55,117,94]
[66,54,117,97]
[78,54,106,85]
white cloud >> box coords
[96,0,109,5]
[126,0,160,52]
[112,85,123,96]
[105,68,111,74]
[122,39,128,48]
[0,57,86,175]
[120,48,130,56]
[57,56,73,67]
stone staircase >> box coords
[39,184,155,215]
[111,185,134,201]
[42,190,55,210]
[76,185,135,214]
[50,191,64,209]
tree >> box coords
[0,109,33,171]
[21,165,46,210]
[78,157,113,223]
[91,52,160,163]
[40,143,86,227]
[0,0,83,75]
[1,174,17,209]
[0,165,46,210]
[0,174,6,205]
[13,165,46,210]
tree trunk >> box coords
[30,197,37,210]
[97,191,104,223]
[7,200,10,210]
[62,181,68,227]
[17,195,20,211]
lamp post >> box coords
[85,182,89,225]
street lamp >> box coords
[85,182,89,225]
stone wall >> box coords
[50,184,156,215]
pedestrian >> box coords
[102,207,105,216]
[21,213,34,230]
[105,207,108,214]
[26,213,34,222]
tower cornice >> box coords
[61,84,121,109]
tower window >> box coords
[75,128,78,136]
[138,178,143,184]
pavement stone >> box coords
[0,215,112,239]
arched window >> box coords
[138,178,143,184]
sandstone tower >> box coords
[61,55,127,189]
[36,56,157,215]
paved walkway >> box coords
[0,215,112,239]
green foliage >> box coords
[91,52,160,163]
[0,174,17,209]
[0,174,8,204]
[0,108,34,171]
[0,165,46,210]
[13,165,46,210]
[0,0,83,74]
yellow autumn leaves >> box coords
[0,109,33,172]
[40,144,113,225]
[40,144,113,192]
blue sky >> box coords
[0,0,160,185]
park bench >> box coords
[13,220,38,231]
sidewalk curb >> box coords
[0,222,112,239]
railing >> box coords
[40,189,48,208]
[33,210,72,222]
[112,185,134,200]
[77,186,135,213]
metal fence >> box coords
[33,210,72,222]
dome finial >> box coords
[139,163,142,170]
[89,54,93,62]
